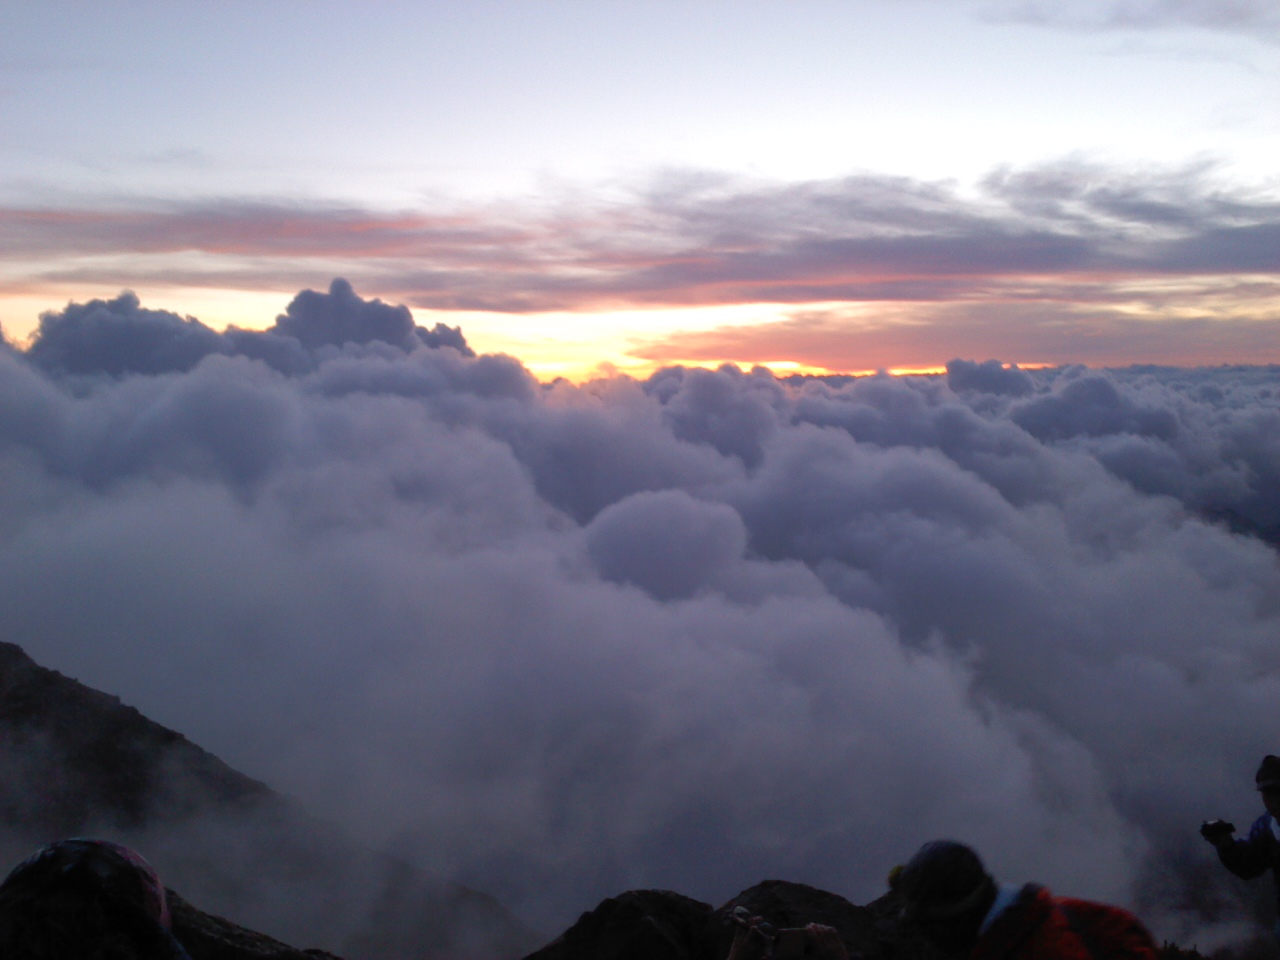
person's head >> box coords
[1257,756,1280,819]
[895,841,997,957]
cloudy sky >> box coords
[2,3,1280,949]
[3,0,1279,379]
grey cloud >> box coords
[1,289,1279,941]
[989,0,1280,40]
[26,293,230,377]
[24,278,473,381]
[477,380,740,526]
[946,359,1035,397]
[222,327,314,377]
[585,490,747,600]
[265,278,475,358]
[1017,366,1280,539]
[5,161,1279,314]
[274,278,470,355]
[0,203,516,260]
[647,364,786,468]
[1011,374,1180,441]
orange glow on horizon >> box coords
[549,360,1057,385]
[3,280,1271,386]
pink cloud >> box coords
[630,300,1280,372]
[3,162,1279,363]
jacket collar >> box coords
[972,884,1051,960]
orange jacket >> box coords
[972,885,1157,960]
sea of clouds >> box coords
[0,279,1277,941]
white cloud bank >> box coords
[0,283,1277,939]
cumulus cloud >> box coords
[1,283,1278,941]
[273,278,469,354]
[24,293,230,377]
[23,278,472,379]
[946,359,1035,397]
[585,490,748,600]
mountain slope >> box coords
[0,641,537,960]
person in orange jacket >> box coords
[894,840,1157,960]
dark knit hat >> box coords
[0,840,170,930]
[0,839,189,960]
[896,840,994,921]
[1257,755,1280,791]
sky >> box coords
[2,0,1279,379]
[1,3,1280,952]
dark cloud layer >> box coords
[4,162,1279,322]
[1,283,1278,945]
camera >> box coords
[1200,819,1236,842]
[728,908,815,958]
[773,926,815,959]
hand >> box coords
[804,924,849,960]
[726,917,772,960]
[1200,819,1236,845]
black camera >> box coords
[1200,819,1236,841]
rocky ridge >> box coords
[0,641,536,960]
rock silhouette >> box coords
[166,888,343,960]
[0,641,536,960]
[520,880,942,960]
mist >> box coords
[0,282,1277,941]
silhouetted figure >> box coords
[0,839,190,960]
[894,840,1156,960]
[1201,754,1280,942]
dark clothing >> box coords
[1215,812,1280,908]
[972,884,1157,960]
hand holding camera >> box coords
[1199,819,1236,845]
[727,908,849,960]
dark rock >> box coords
[520,881,946,960]
[0,641,538,959]
[715,881,940,960]
[0,641,271,837]
[524,889,720,960]
[168,888,344,960]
